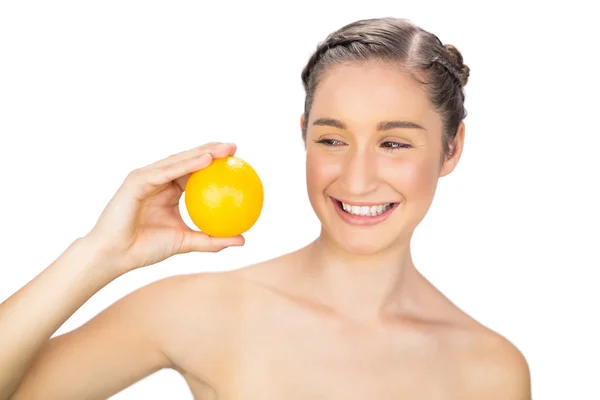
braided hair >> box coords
[300,17,469,161]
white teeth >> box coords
[340,201,395,217]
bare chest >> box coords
[216,352,453,399]
[178,310,464,400]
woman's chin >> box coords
[323,230,401,257]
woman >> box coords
[0,17,531,399]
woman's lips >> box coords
[330,197,400,226]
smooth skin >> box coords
[0,62,531,400]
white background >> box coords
[1,1,598,399]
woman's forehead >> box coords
[310,63,440,131]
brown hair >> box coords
[301,17,470,161]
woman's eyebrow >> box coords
[312,118,425,131]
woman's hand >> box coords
[84,142,244,273]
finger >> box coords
[124,153,213,200]
[196,142,236,160]
[148,142,223,169]
[171,143,237,190]
[147,152,215,189]
[125,143,237,199]
[179,231,245,254]
[153,142,235,176]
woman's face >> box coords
[303,62,464,255]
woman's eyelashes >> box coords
[315,138,344,146]
[314,138,412,151]
[381,141,413,151]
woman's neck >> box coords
[297,230,418,323]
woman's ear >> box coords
[439,122,465,177]
[300,113,307,149]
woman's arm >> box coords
[0,142,244,399]
[2,238,177,400]
[0,238,124,398]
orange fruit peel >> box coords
[184,156,264,237]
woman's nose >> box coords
[338,148,379,196]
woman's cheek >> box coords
[384,156,438,200]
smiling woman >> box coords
[0,16,530,400]
[303,57,460,256]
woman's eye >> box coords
[315,139,345,146]
[381,141,412,151]
[314,139,411,150]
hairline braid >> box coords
[301,33,383,90]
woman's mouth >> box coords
[330,197,400,226]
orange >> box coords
[184,156,264,237]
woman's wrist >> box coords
[68,235,129,283]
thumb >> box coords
[180,230,245,253]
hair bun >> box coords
[444,44,470,86]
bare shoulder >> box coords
[131,270,249,334]
[108,271,238,328]
[453,324,531,399]
[133,252,297,332]
[92,271,244,349]
[130,270,244,310]
[415,277,531,399]
[118,270,250,378]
